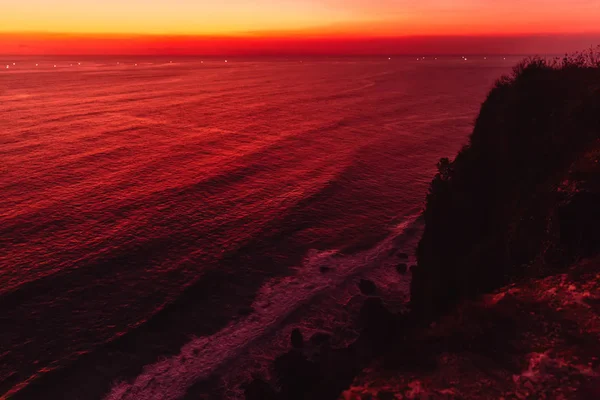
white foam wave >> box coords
[105,214,421,400]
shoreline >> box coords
[6,217,421,400]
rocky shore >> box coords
[245,52,600,400]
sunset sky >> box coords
[1,0,600,54]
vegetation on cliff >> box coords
[411,49,600,319]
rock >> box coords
[397,252,409,259]
[359,279,377,295]
[319,266,332,273]
[244,378,277,400]
[396,263,408,274]
[291,328,304,349]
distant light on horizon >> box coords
[2,34,599,57]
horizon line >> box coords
[3,31,600,39]
[0,53,567,57]
[3,33,597,57]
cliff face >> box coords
[411,56,600,320]
[344,55,600,399]
[345,256,600,399]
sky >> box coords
[1,0,600,54]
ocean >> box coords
[1,56,516,399]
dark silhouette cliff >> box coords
[411,52,600,320]
[349,51,600,399]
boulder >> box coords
[358,279,377,296]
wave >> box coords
[105,214,422,400]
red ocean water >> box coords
[0,56,516,398]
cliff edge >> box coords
[412,53,600,319]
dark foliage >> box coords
[411,49,600,319]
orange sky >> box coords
[1,1,600,54]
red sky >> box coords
[1,1,599,55]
